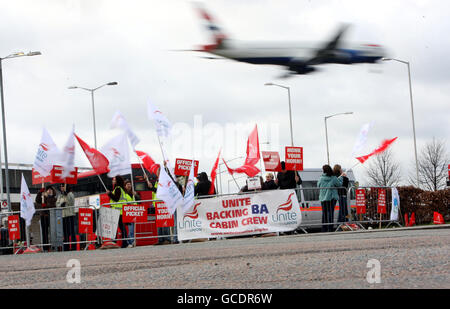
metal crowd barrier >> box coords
[0,185,404,254]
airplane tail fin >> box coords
[193,3,228,50]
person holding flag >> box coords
[106,176,128,248]
[35,185,57,252]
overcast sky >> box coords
[0,0,448,192]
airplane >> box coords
[192,5,386,77]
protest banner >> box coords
[177,190,301,241]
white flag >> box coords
[33,128,60,177]
[20,174,35,227]
[156,167,184,215]
[181,160,196,214]
[147,102,172,138]
[110,110,140,149]
[60,125,76,179]
[100,133,132,177]
[351,122,374,157]
[390,187,400,221]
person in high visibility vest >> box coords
[107,175,128,248]
[124,179,140,248]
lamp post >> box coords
[68,82,118,149]
[0,51,41,212]
[264,83,294,146]
[382,58,419,187]
[324,112,353,165]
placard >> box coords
[32,165,78,185]
[247,177,262,190]
[8,215,20,241]
[174,159,199,177]
[285,147,303,171]
[262,151,281,172]
[78,208,93,234]
[123,204,147,223]
[155,201,174,228]
[356,189,366,214]
[377,188,387,214]
[98,207,120,239]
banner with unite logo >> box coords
[177,190,302,241]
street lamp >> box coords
[324,112,353,165]
[264,82,294,146]
[0,51,41,212]
[382,57,419,187]
[68,82,118,149]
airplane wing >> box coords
[306,24,350,65]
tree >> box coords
[416,138,448,191]
[365,148,402,187]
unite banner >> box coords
[177,190,302,241]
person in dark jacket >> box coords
[262,173,278,190]
[195,172,215,197]
[35,186,57,252]
[275,161,302,189]
[333,164,349,224]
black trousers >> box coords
[63,216,76,251]
[321,200,336,233]
[40,214,50,251]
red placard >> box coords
[262,151,281,172]
[285,147,303,171]
[32,169,52,185]
[448,164,450,179]
[78,208,93,234]
[155,201,174,228]
[123,204,148,223]
[356,189,366,214]
[8,215,20,241]
[377,189,387,214]
[32,165,78,185]
[50,165,78,184]
[174,159,199,177]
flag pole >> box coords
[96,174,108,192]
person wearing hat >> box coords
[35,185,57,252]
[195,172,215,197]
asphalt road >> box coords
[0,226,449,289]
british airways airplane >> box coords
[193,5,386,77]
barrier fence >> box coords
[0,185,406,254]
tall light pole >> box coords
[324,112,353,165]
[68,82,118,149]
[0,51,41,212]
[382,58,419,187]
[264,83,294,146]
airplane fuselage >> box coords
[209,39,384,69]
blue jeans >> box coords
[126,223,135,246]
[321,201,335,232]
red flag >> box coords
[74,134,109,175]
[209,150,221,195]
[222,159,260,178]
[244,125,260,166]
[356,137,398,164]
[223,125,261,177]
[135,150,156,171]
